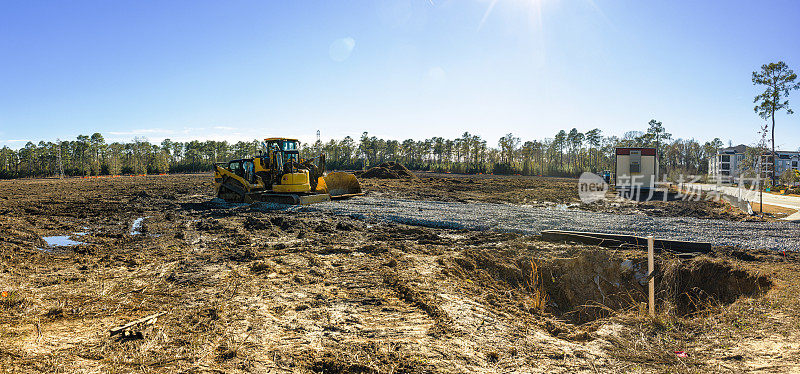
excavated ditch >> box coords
[453,249,772,325]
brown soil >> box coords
[585,198,756,221]
[359,173,580,204]
[358,162,418,179]
[1,174,798,373]
[360,172,757,221]
[749,202,798,218]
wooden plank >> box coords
[329,192,365,200]
[110,312,167,336]
[540,229,711,253]
[540,231,624,247]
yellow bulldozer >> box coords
[213,137,362,204]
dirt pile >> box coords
[360,161,417,179]
[638,199,751,221]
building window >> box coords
[721,155,730,162]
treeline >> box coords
[0,134,261,179]
[312,120,723,179]
[0,121,726,179]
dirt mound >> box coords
[638,200,750,221]
[360,161,417,179]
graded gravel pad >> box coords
[296,197,800,251]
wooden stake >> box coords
[647,236,655,317]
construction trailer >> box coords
[614,147,658,191]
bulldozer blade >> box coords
[322,172,363,197]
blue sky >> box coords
[1,0,799,150]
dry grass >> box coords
[525,259,548,312]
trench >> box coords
[456,249,772,325]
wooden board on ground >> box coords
[110,312,167,336]
[540,229,712,254]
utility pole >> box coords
[316,130,322,156]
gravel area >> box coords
[291,197,800,251]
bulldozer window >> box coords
[282,141,297,151]
[243,160,255,183]
[228,161,242,177]
[285,151,299,163]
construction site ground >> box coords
[2,174,800,373]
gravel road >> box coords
[292,197,800,251]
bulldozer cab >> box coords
[265,138,299,153]
[264,138,301,168]
[227,159,256,184]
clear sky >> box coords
[1,0,799,150]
